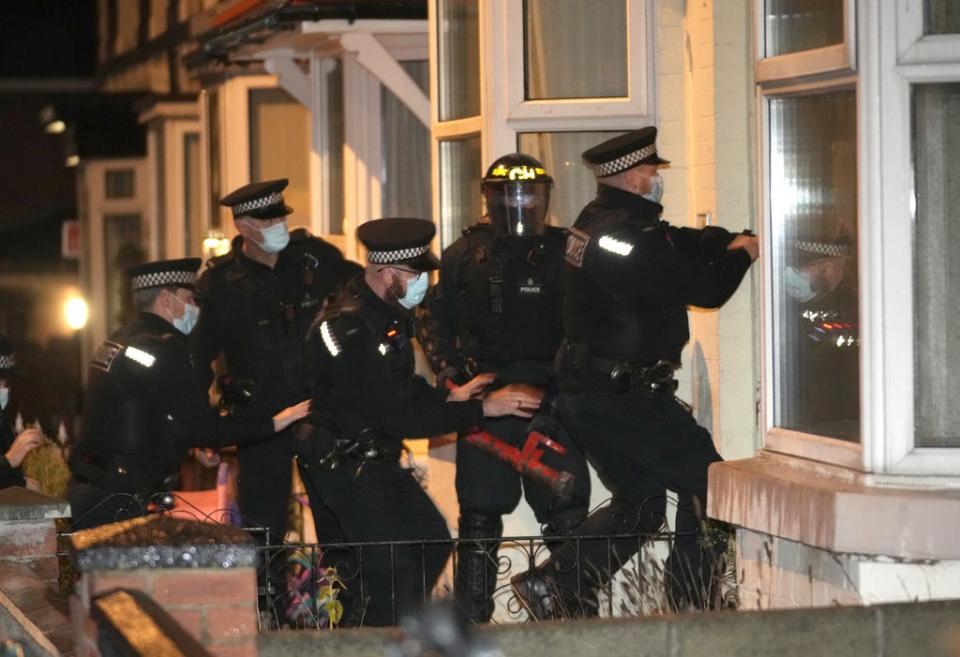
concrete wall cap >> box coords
[0,487,71,521]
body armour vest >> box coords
[456,225,566,372]
[72,318,189,488]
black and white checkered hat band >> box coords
[232,192,284,216]
[797,240,850,258]
[368,244,431,264]
[588,144,658,177]
[0,354,13,369]
[131,270,196,291]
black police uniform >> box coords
[0,341,27,490]
[68,306,276,530]
[513,129,755,615]
[297,218,481,627]
[424,218,591,622]
[194,192,361,545]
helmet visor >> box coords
[486,180,552,236]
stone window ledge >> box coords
[707,450,960,561]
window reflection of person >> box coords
[784,235,858,440]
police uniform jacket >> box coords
[195,230,362,416]
[71,312,275,493]
[0,416,26,489]
[307,276,483,444]
[564,185,752,366]
[424,223,566,384]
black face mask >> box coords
[486,180,552,236]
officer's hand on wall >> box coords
[727,234,760,261]
[4,428,43,468]
[24,477,40,492]
[481,385,542,419]
[272,400,312,433]
[447,373,495,402]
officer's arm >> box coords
[192,270,224,391]
[418,241,466,380]
[139,343,275,447]
[664,225,736,261]
[597,235,753,309]
[0,445,26,489]
[320,318,482,439]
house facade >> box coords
[76,0,960,609]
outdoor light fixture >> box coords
[64,295,89,330]
[45,120,66,134]
[65,155,80,167]
[203,229,231,257]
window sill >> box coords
[707,450,960,560]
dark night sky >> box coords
[0,2,97,263]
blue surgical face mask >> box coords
[642,174,664,204]
[398,271,429,309]
[172,295,201,335]
[0,386,9,411]
[243,219,290,254]
[783,266,816,302]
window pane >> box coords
[248,87,311,231]
[769,90,859,442]
[437,0,480,121]
[439,135,482,246]
[765,0,844,57]
[518,131,625,227]
[105,169,135,199]
[103,214,144,333]
[382,61,431,221]
[926,0,960,34]
[206,89,222,228]
[184,132,202,256]
[913,83,960,447]
[524,0,627,100]
[320,59,345,235]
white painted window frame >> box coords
[754,0,864,469]
[429,0,657,246]
[81,157,149,353]
[861,0,960,477]
[754,0,857,82]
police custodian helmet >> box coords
[481,153,553,237]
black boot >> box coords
[454,511,502,623]
[509,560,588,620]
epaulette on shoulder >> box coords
[205,250,235,270]
[462,223,492,237]
[545,225,569,239]
[290,227,312,243]
[320,292,363,322]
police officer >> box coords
[298,218,542,626]
[511,127,759,615]
[420,154,590,622]
[194,179,361,546]
[67,259,309,530]
[0,336,42,491]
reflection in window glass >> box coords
[913,83,960,447]
[382,61,431,221]
[518,131,625,227]
[769,90,859,442]
[437,0,480,121]
[765,0,844,57]
[249,87,311,231]
[524,0,627,100]
[104,214,144,333]
[320,60,345,234]
[105,169,135,199]
[184,132,202,256]
[439,136,482,246]
[925,0,960,34]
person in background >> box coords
[0,335,42,491]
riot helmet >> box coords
[481,153,553,236]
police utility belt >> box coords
[589,355,679,395]
[315,428,403,472]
